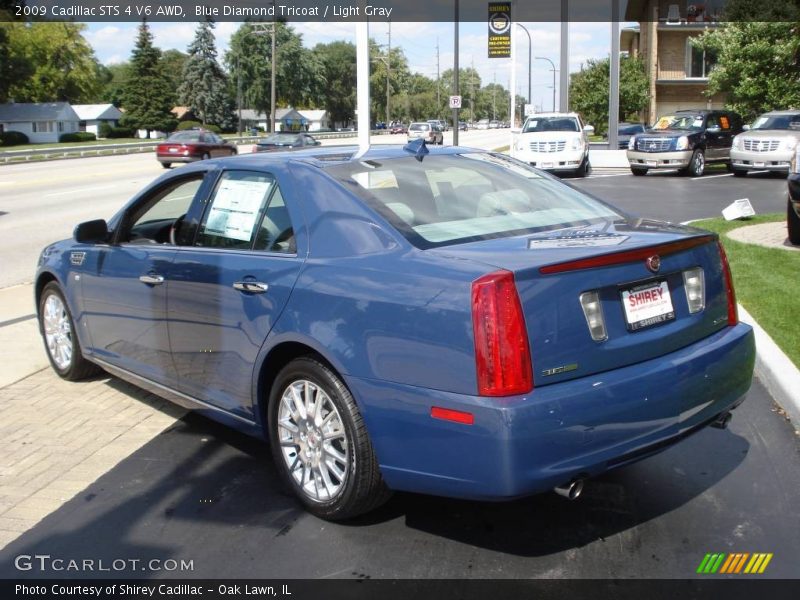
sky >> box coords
[84,20,620,111]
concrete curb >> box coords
[739,305,800,429]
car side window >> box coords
[253,186,296,253]
[124,176,204,244]
[196,170,285,251]
[706,114,720,130]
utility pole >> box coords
[470,56,475,122]
[251,13,278,134]
[492,71,496,120]
[237,58,242,136]
[452,0,459,145]
[436,38,440,118]
[386,22,391,126]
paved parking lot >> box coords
[0,153,797,580]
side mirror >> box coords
[583,125,595,134]
[743,124,751,131]
[74,219,109,244]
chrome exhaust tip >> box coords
[711,411,732,430]
[554,479,584,500]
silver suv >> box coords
[730,111,800,177]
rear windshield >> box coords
[409,123,430,132]
[168,132,202,142]
[523,117,580,133]
[328,153,621,249]
[259,134,302,144]
[751,114,800,131]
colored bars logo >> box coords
[697,553,773,574]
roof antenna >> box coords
[354,17,371,159]
[402,138,429,162]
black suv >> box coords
[626,109,744,176]
[788,150,800,245]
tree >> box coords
[120,21,177,134]
[178,21,234,129]
[312,41,356,126]
[568,56,648,135]
[441,68,482,122]
[695,21,800,121]
[162,50,189,94]
[99,62,129,107]
[3,22,103,103]
[225,22,325,121]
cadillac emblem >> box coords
[645,255,661,273]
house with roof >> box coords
[72,104,124,136]
[623,0,727,125]
[239,107,320,132]
[298,109,330,132]
[0,102,80,144]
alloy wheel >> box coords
[43,294,72,370]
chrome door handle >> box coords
[233,281,269,293]
[139,274,165,285]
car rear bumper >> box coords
[347,322,755,501]
[156,154,200,164]
[627,149,692,169]
[731,149,794,172]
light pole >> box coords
[251,11,278,133]
[535,56,556,112]
[516,24,532,110]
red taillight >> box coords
[717,241,738,326]
[471,270,533,396]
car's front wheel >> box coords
[39,282,100,381]
[630,167,648,176]
[161,162,172,169]
[268,357,391,520]
[788,198,800,245]
[687,149,705,177]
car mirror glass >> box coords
[74,219,109,244]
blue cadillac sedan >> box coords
[36,144,755,519]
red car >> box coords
[390,123,407,134]
[156,130,237,168]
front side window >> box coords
[330,153,621,248]
[125,176,204,244]
[197,171,292,252]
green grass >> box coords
[693,213,799,368]
[0,138,149,152]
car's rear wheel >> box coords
[39,282,100,381]
[201,153,210,161]
[687,149,705,177]
[268,357,391,520]
[630,167,648,176]
[161,162,172,169]
[788,198,800,246]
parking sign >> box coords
[449,96,462,109]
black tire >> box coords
[631,167,648,176]
[687,148,705,177]
[575,156,590,177]
[732,168,747,178]
[268,357,391,520]
[39,282,101,381]
[201,153,210,161]
[161,162,172,169]
[788,198,800,246]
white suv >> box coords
[511,112,591,177]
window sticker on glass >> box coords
[653,116,671,130]
[719,116,730,129]
[205,178,273,242]
[693,117,704,128]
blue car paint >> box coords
[36,146,756,501]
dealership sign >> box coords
[488,2,511,58]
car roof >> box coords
[760,110,800,116]
[525,112,580,118]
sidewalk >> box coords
[0,285,48,389]
[726,220,800,252]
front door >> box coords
[167,169,305,419]
[80,173,209,385]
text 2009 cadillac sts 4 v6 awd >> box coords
[36,143,755,519]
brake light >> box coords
[717,241,738,326]
[471,270,533,396]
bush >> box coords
[59,132,97,143]
[106,127,134,138]
[0,131,29,146]
[98,122,112,138]
[176,120,221,133]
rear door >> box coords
[167,169,305,418]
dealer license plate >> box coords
[168,148,178,153]
[621,280,675,331]
[754,161,765,167]
[646,160,657,167]
[541,162,554,169]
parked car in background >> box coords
[607,123,646,150]
[251,133,320,153]
[156,130,237,169]
[511,112,592,177]
[408,122,443,145]
[458,121,468,131]
[36,145,755,520]
[475,119,490,130]
[788,148,800,244]
[627,109,744,177]
[390,123,408,134]
[489,120,501,129]
[730,110,800,177]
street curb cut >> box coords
[739,304,800,429]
